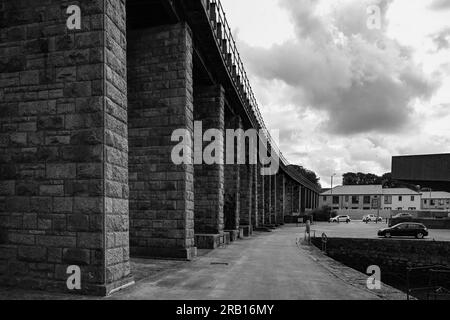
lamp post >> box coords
[330,173,337,197]
[331,173,337,193]
[330,173,337,220]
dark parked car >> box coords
[378,223,429,239]
[392,212,413,219]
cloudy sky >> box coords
[221,0,450,187]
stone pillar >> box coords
[314,192,318,209]
[264,171,272,225]
[292,186,296,214]
[271,174,277,225]
[313,193,316,209]
[316,193,320,209]
[0,0,133,295]
[292,185,299,214]
[276,173,285,225]
[193,85,225,249]
[239,163,253,237]
[300,186,306,213]
[128,23,196,260]
[257,169,265,228]
[224,115,240,241]
[299,187,303,214]
[306,188,310,211]
[306,189,310,210]
[251,164,258,229]
[293,185,297,214]
[285,180,293,218]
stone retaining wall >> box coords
[312,237,450,274]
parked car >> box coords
[363,214,383,223]
[378,223,429,239]
[392,212,413,219]
[329,215,351,223]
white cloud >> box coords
[223,0,450,187]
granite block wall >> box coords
[293,185,300,214]
[251,164,258,228]
[193,85,224,235]
[239,163,252,227]
[312,237,450,273]
[301,186,306,213]
[285,179,293,217]
[103,0,132,293]
[276,173,285,224]
[271,174,277,224]
[264,171,271,225]
[223,115,240,232]
[257,166,265,227]
[0,0,132,295]
[127,23,196,260]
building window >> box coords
[345,196,349,202]
[333,196,339,205]
[398,196,403,202]
[352,196,359,204]
[431,200,436,206]
[439,200,445,206]
[424,200,428,205]
[411,196,415,201]
[397,207,402,210]
[323,196,327,202]
[384,196,392,204]
[363,196,371,204]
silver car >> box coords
[329,215,351,223]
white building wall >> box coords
[383,194,421,211]
[422,198,450,211]
[321,191,422,211]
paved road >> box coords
[1,225,407,300]
[311,221,450,241]
[110,226,383,300]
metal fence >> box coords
[202,1,292,167]
[406,265,450,300]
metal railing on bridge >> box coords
[201,1,294,171]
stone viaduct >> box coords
[0,0,320,295]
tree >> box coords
[380,173,394,188]
[289,165,322,189]
[343,172,358,185]
[343,172,389,186]
[342,172,417,190]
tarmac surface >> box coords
[0,225,407,300]
[108,225,404,300]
